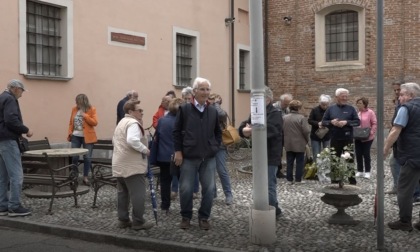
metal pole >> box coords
[248,0,276,245]
[376,0,385,250]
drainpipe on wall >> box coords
[264,0,268,87]
[230,0,236,126]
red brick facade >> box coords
[265,0,420,127]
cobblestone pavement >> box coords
[1,153,420,252]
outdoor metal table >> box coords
[23,148,90,198]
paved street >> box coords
[0,226,152,252]
[1,153,420,251]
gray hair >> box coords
[335,88,349,96]
[401,82,420,97]
[192,77,212,89]
[181,86,194,97]
[126,90,137,97]
[265,86,274,101]
[280,93,293,101]
[319,94,331,103]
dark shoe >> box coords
[414,221,420,231]
[83,179,90,186]
[0,208,8,216]
[199,219,211,230]
[180,218,191,229]
[388,220,413,232]
[8,205,31,217]
[276,171,286,179]
[276,208,282,219]
[413,197,420,206]
[132,221,154,230]
[349,177,357,185]
[117,220,132,228]
[225,195,233,205]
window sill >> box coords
[315,63,365,72]
[23,74,72,81]
[237,89,251,93]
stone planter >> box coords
[321,184,362,225]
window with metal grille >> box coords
[239,50,246,90]
[176,34,193,87]
[26,1,61,76]
[325,10,358,62]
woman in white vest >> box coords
[112,100,154,230]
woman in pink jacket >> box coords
[355,97,377,179]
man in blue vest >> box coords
[385,82,420,232]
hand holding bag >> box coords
[315,127,329,139]
[222,115,241,145]
[353,127,371,140]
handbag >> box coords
[222,115,241,145]
[17,137,29,153]
[353,127,371,140]
[315,127,329,139]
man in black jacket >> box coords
[322,88,360,185]
[173,77,221,230]
[0,79,33,217]
[239,86,283,217]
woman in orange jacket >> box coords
[67,94,98,185]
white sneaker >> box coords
[364,172,371,179]
[355,172,364,178]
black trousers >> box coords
[157,162,172,210]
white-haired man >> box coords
[322,88,360,185]
[385,82,420,232]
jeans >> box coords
[268,165,280,211]
[390,153,420,197]
[0,140,24,210]
[396,159,420,222]
[171,172,199,193]
[311,139,330,163]
[214,149,232,198]
[354,139,373,173]
[117,174,147,225]
[71,136,93,177]
[286,151,305,182]
[179,158,216,220]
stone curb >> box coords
[0,217,240,252]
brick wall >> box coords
[266,0,420,127]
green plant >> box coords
[316,144,355,188]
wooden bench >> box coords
[90,139,160,208]
[21,138,79,214]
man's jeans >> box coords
[71,136,93,177]
[311,139,330,163]
[171,173,199,193]
[268,165,280,210]
[0,140,24,210]
[214,149,232,198]
[179,158,215,220]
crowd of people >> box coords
[1,77,419,233]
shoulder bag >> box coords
[353,127,371,140]
[315,127,329,139]
[222,115,241,145]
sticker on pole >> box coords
[250,94,265,125]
